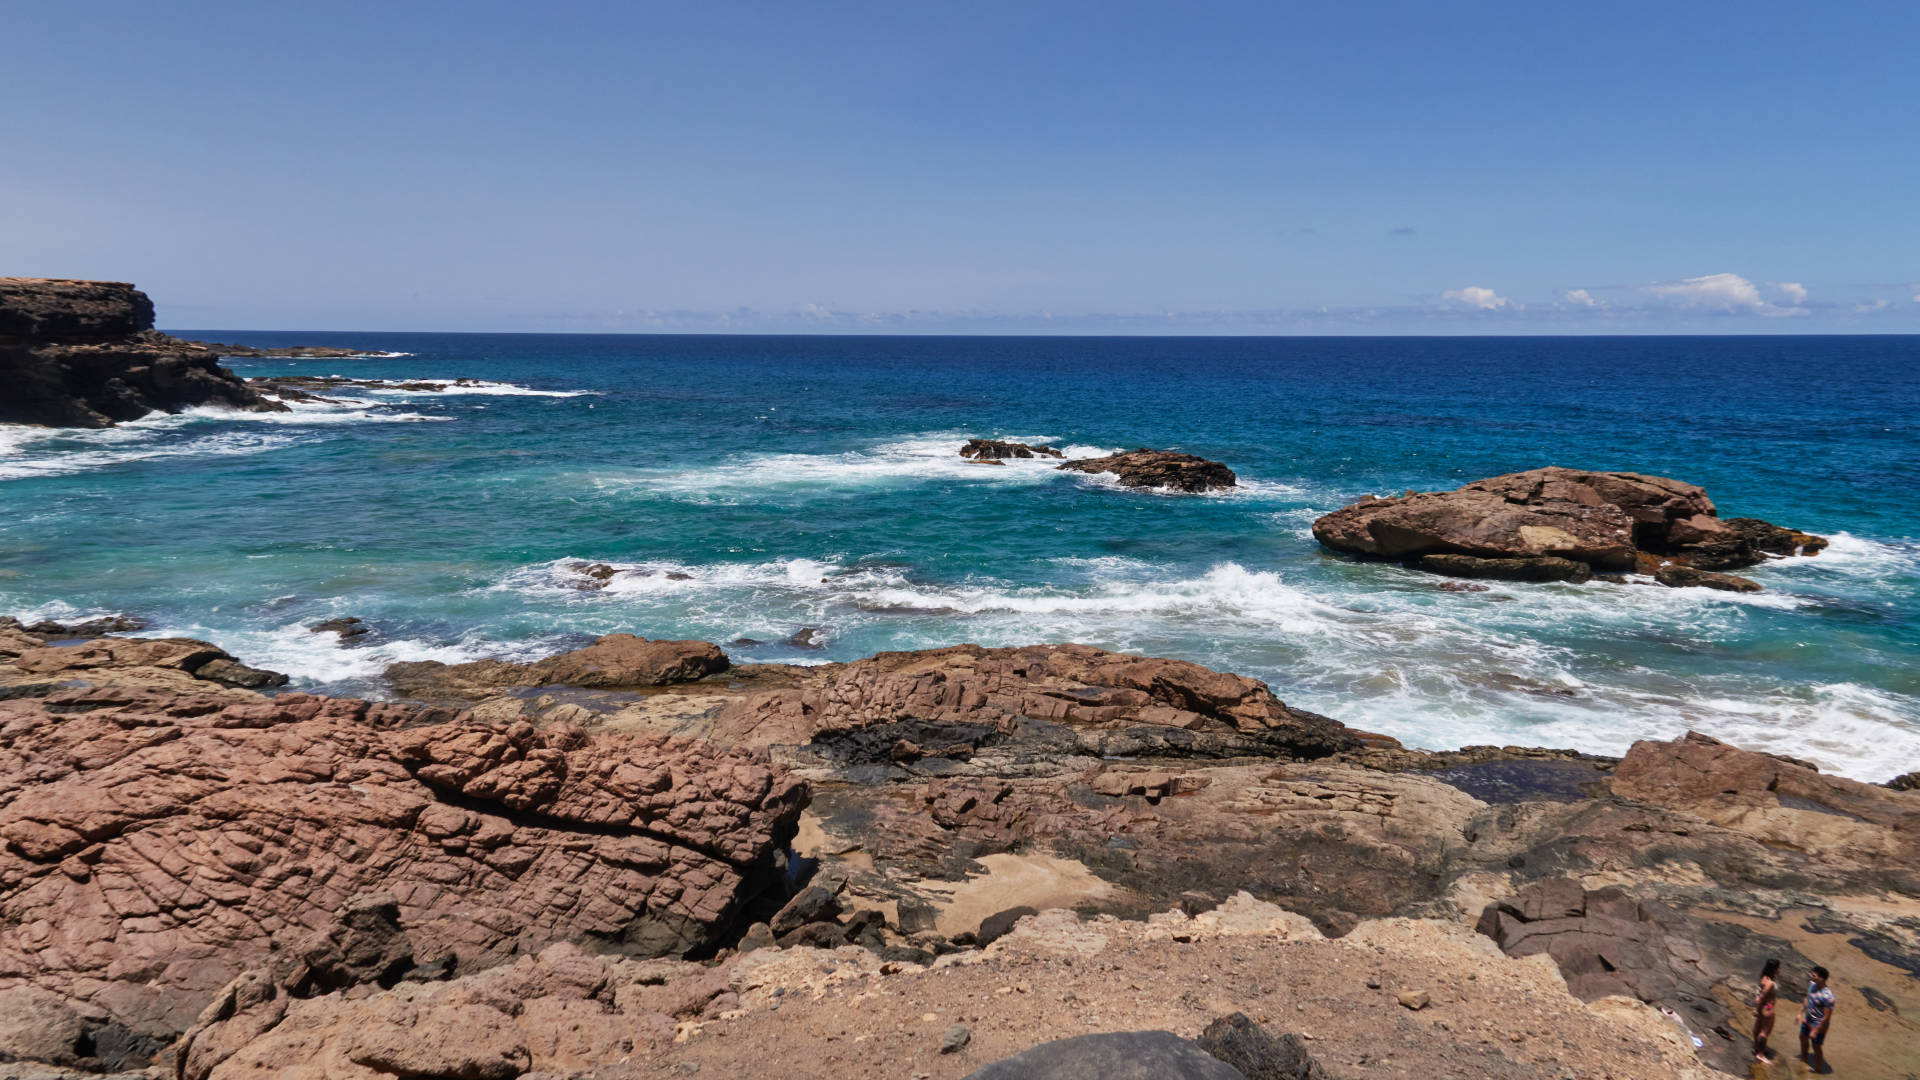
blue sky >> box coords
[4,1,1917,333]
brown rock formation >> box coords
[0,688,806,1060]
[386,633,729,702]
[959,438,1063,460]
[0,617,287,696]
[708,643,1356,761]
[0,278,286,427]
[1312,467,1826,585]
[1058,449,1237,492]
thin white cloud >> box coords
[1855,299,1889,313]
[1562,288,1604,308]
[1443,285,1510,310]
[1773,281,1808,304]
[1644,272,1766,310]
[1643,272,1807,316]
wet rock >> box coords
[785,627,826,650]
[1652,565,1762,592]
[1313,467,1824,576]
[1887,771,1919,792]
[1411,553,1593,584]
[309,616,372,639]
[1723,516,1830,557]
[192,656,291,689]
[0,690,806,1055]
[963,1031,1246,1079]
[960,438,1062,460]
[0,278,286,427]
[1058,449,1237,492]
[564,562,621,589]
[1197,1012,1328,1080]
[18,614,147,637]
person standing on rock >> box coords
[1751,958,1780,1062]
[1797,965,1836,1072]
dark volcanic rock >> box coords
[963,1031,1248,1080]
[1312,466,1826,584]
[1196,1012,1328,1080]
[1411,553,1593,584]
[959,438,1063,460]
[1652,565,1762,592]
[0,689,806,1057]
[309,616,373,639]
[1058,449,1237,492]
[1474,878,1812,1075]
[0,278,287,427]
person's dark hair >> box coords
[1812,965,1830,980]
[1761,958,1781,979]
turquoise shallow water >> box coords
[3,333,1916,779]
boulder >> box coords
[0,689,807,1057]
[1312,467,1826,579]
[1058,449,1237,492]
[960,438,1063,460]
[962,1031,1248,1080]
[1195,1013,1327,1080]
[0,278,286,427]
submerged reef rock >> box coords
[0,277,286,427]
[959,438,1064,460]
[0,687,806,1060]
[1312,466,1826,587]
[1057,448,1238,492]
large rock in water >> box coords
[1058,449,1237,492]
[959,438,1063,460]
[0,688,806,1061]
[0,277,285,427]
[1312,466,1826,581]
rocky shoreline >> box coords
[3,619,1915,1079]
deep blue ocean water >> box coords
[3,333,1916,779]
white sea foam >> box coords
[0,429,305,481]
[621,433,1108,498]
[477,549,1920,780]
[350,379,592,398]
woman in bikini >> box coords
[1752,957,1780,1061]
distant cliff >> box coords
[0,277,285,427]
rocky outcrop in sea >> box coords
[0,278,285,427]
[1312,466,1827,587]
[1057,448,1238,492]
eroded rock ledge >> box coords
[1313,466,1827,588]
[0,278,285,427]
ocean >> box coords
[2,333,1915,780]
